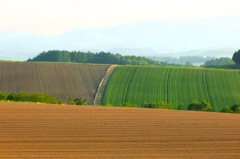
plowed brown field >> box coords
[0,62,111,104]
[0,102,239,159]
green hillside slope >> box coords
[102,66,240,111]
[0,62,111,104]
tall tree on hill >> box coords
[232,50,240,65]
[59,51,71,62]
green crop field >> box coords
[102,66,240,111]
[0,62,110,104]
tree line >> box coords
[27,50,166,66]
[27,49,240,67]
[202,50,240,68]
[203,57,234,67]
[150,56,213,64]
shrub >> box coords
[0,92,8,100]
[14,92,30,101]
[177,102,186,110]
[156,101,172,109]
[142,102,156,108]
[68,97,88,105]
[142,101,172,109]
[188,100,212,111]
[221,106,233,113]
[6,93,15,101]
[230,104,240,113]
[221,105,240,113]
[106,103,113,107]
[122,102,137,107]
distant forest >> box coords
[27,50,167,66]
[149,56,214,64]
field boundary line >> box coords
[164,68,171,103]
[122,67,137,104]
[93,65,117,105]
[202,69,213,107]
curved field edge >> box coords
[0,102,239,159]
[0,62,111,104]
[93,65,117,105]
[102,66,240,111]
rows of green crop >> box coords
[205,69,240,111]
[166,68,206,109]
[124,66,167,105]
[102,66,168,106]
[102,66,240,111]
[102,66,133,106]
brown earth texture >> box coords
[0,102,240,159]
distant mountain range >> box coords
[0,17,239,61]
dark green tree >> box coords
[232,50,240,65]
[230,104,240,113]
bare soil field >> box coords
[0,62,110,104]
[0,102,239,159]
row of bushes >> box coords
[107,100,239,114]
[0,92,60,104]
[221,105,240,113]
[187,100,240,113]
[187,100,212,111]
[1,92,239,113]
[107,100,210,111]
[119,101,173,109]
[0,92,88,105]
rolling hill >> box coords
[102,66,240,111]
[0,62,111,104]
[1,62,240,112]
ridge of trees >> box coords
[203,57,234,67]
[201,50,240,69]
[27,50,167,66]
[149,56,213,64]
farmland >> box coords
[1,62,240,112]
[0,62,111,104]
[103,66,240,111]
[0,102,239,159]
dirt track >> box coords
[0,102,239,159]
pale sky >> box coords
[1,0,240,35]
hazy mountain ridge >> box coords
[0,17,239,61]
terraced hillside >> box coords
[0,102,239,159]
[0,62,110,104]
[103,66,240,111]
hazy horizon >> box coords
[1,0,240,60]
[1,0,240,35]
